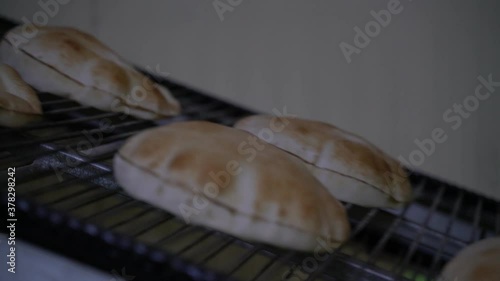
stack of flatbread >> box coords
[0,25,181,121]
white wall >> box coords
[1,0,499,199]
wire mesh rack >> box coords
[0,17,499,281]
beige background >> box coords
[1,0,499,198]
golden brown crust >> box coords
[1,25,180,118]
[439,237,500,281]
[114,121,351,250]
[234,115,412,204]
[0,64,41,115]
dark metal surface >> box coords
[0,16,499,281]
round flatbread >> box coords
[439,237,500,281]
[114,121,351,251]
[234,115,413,207]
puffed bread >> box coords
[439,237,500,281]
[234,116,412,207]
[0,64,42,127]
[113,121,350,251]
[0,25,180,119]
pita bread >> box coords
[439,237,500,281]
[0,63,42,127]
[113,121,350,251]
[234,116,412,207]
[0,25,180,120]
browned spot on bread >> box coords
[296,125,309,135]
[59,38,88,65]
[131,138,160,160]
[279,207,288,217]
[91,60,129,93]
[169,152,194,172]
[0,94,36,114]
[469,262,498,281]
[334,138,392,180]
[62,38,83,53]
[72,28,107,46]
[48,27,116,56]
